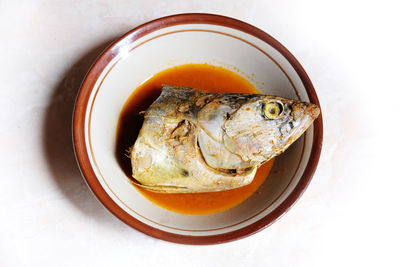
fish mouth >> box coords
[292,102,320,121]
[282,102,320,146]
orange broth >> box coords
[116,63,274,214]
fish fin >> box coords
[130,178,191,193]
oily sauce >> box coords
[116,63,274,215]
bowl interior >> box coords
[78,18,319,239]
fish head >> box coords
[223,95,320,163]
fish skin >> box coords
[130,86,320,193]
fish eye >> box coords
[264,102,283,119]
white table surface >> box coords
[1,0,399,266]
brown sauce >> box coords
[116,63,274,215]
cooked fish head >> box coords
[130,86,320,193]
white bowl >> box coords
[73,13,323,244]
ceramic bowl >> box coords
[73,13,323,244]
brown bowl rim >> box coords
[72,13,323,245]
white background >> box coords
[1,0,399,266]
